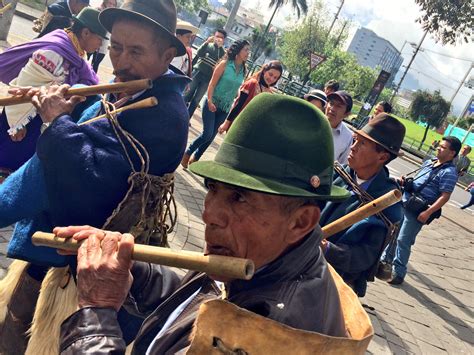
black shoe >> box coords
[388,275,404,285]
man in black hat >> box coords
[319,113,406,296]
[0,1,191,351]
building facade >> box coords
[347,28,403,87]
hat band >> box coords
[215,142,333,192]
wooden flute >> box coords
[0,79,152,106]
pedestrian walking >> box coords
[181,39,250,168]
[218,60,283,134]
[460,182,474,210]
[184,29,227,118]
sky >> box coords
[236,0,474,115]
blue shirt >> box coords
[407,159,457,204]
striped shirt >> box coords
[409,159,457,204]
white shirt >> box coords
[171,54,190,75]
[332,121,353,165]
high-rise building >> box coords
[347,28,403,86]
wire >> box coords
[420,48,474,63]
[410,65,459,91]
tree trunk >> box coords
[224,0,241,33]
[250,5,278,65]
[419,124,430,150]
[0,0,19,41]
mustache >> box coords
[113,70,142,81]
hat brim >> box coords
[177,23,199,35]
[72,15,109,39]
[189,161,350,201]
[99,8,186,56]
[304,94,327,105]
[355,129,403,157]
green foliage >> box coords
[409,90,450,129]
[208,17,226,31]
[378,88,393,103]
[415,0,473,44]
[175,0,209,13]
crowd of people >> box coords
[0,0,471,353]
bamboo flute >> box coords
[79,97,158,125]
[321,189,402,238]
[0,3,13,14]
[0,79,152,106]
[32,232,255,280]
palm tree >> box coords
[224,0,241,32]
[251,0,308,64]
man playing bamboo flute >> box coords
[320,114,406,297]
[53,94,352,353]
[0,0,190,352]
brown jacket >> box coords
[60,227,346,354]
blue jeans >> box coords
[184,71,210,118]
[381,208,423,279]
[186,98,227,160]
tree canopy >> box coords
[414,0,473,44]
[175,0,209,13]
[269,0,308,18]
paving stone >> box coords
[417,340,447,355]
[366,334,391,354]
[404,319,444,349]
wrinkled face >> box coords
[238,45,251,61]
[373,104,385,116]
[80,29,103,53]
[70,0,87,15]
[348,134,388,173]
[325,97,348,128]
[308,98,324,111]
[436,140,456,162]
[109,20,174,82]
[202,181,293,281]
[178,32,193,48]
[263,68,281,86]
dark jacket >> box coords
[320,166,402,296]
[59,227,347,354]
[192,42,226,78]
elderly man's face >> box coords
[348,133,388,173]
[202,181,305,281]
[109,19,175,82]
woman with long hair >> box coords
[181,39,250,168]
[218,60,283,134]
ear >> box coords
[285,205,321,245]
[163,47,178,65]
[379,150,391,165]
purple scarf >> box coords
[0,29,98,86]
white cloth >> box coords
[5,49,65,135]
[332,121,353,165]
[170,54,190,75]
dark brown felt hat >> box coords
[356,113,406,156]
[99,0,186,56]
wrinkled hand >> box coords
[208,100,217,113]
[54,226,134,311]
[30,84,85,123]
[10,127,27,142]
[417,210,431,224]
[218,120,231,134]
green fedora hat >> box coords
[73,8,109,39]
[190,93,350,200]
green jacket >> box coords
[192,42,226,78]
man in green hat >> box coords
[319,113,406,297]
[54,93,350,353]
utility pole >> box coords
[333,19,349,48]
[327,0,344,36]
[449,93,474,136]
[389,29,429,104]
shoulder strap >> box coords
[413,162,447,193]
